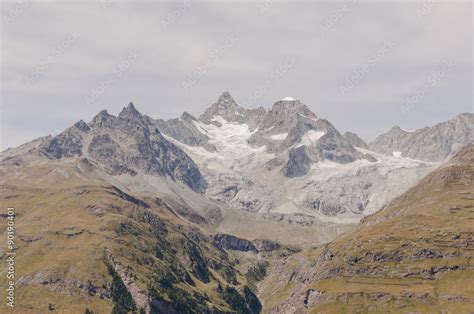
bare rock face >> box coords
[248,100,369,165]
[199,91,266,130]
[306,119,367,164]
[369,113,474,161]
[213,233,282,253]
[44,121,90,159]
[213,233,257,252]
[344,131,369,149]
[88,133,135,176]
[201,93,372,169]
[285,146,311,177]
[155,112,216,151]
[253,239,281,252]
[41,103,207,193]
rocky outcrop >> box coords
[199,92,265,130]
[285,146,311,177]
[213,233,258,252]
[253,239,281,252]
[155,112,216,151]
[247,99,370,164]
[213,233,282,253]
[344,131,369,149]
[43,121,89,159]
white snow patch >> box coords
[297,113,320,122]
[311,160,343,169]
[355,147,437,166]
[281,97,295,101]
[211,115,229,125]
[235,111,244,117]
[310,158,373,172]
[270,133,288,140]
[393,151,402,158]
[187,116,275,171]
[300,130,325,146]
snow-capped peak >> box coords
[281,97,296,101]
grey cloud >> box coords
[0,0,472,150]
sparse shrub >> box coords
[107,263,137,312]
[188,243,211,283]
[244,286,262,313]
[245,261,269,284]
[222,286,247,313]
[220,285,262,314]
[111,303,128,314]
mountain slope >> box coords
[0,157,262,313]
[370,113,474,162]
[261,144,474,312]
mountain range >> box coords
[369,113,473,162]
[0,92,472,313]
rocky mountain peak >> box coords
[74,120,91,133]
[457,112,474,120]
[217,91,238,108]
[251,99,318,135]
[181,111,197,122]
[390,125,406,133]
[270,99,317,120]
[272,98,300,108]
[118,102,142,120]
[89,109,114,128]
[198,92,245,124]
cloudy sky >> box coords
[1,0,472,150]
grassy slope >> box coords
[261,145,474,313]
[0,159,256,313]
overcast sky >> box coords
[1,0,472,150]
